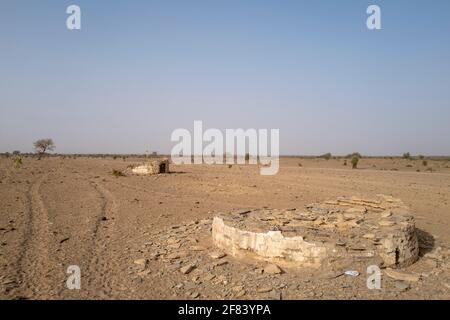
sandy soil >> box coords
[0,156,449,300]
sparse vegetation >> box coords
[112,169,126,177]
[346,152,362,159]
[298,163,302,167]
[13,156,23,168]
[403,152,411,160]
[351,156,359,169]
[320,153,332,160]
[422,160,428,166]
[419,155,425,160]
[34,138,55,155]
[343,160,347,166]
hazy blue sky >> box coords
[1,0,449,155]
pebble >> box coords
[203,274,216,281]
[209,251,226,259]
[264,264,282,275]
[395,281,410,292]
[257,286,273,293]
[214,260,228,267]
[180,264,196,274]
[235,290,246,298]
[133,258,148,267]
[268,290,282,300]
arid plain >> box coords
[1,156,449,300]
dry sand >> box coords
[0,156,449,299]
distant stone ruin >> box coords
[212,195,419,269]
[132,159,169,175]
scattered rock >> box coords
[235,290,246,298]
[232,285,244,292]
[381,211,392,218]
[264,264,282,274]
[180,264,196,275]
[378,220,395,227]
[268,290,282,300]
[133,258,148,267]
[137,269,151,277]
[214,260,228,267]
[257,286,273,293]
[190,246,206,251]
[167,253,181,260]
[395,281,410,292]
[209,251,226,259]
[203,274,216,281]
[385,268,420,282]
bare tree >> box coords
[34,139,56,155]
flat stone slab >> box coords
[212,195,419,269]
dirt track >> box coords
[1,156,449,299]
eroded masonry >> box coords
[132,159,170,175]
[212,195,419,269]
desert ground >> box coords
[0,155,449,300]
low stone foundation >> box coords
[212,195,419,269]
[132,159,170,175]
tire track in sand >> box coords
[84,179,122,298]
[14,173,59,298]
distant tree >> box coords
[403,152,411,160]
[12,150,21,155]
[320,153,332,160]
[418,155,425,160]
[34,139,55,155]
[346,152,362,159]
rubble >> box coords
[131,159,169,175]
[212,195,419,269]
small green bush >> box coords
[403,152,411,160]
[320,153,332,160]
[13,156,23,169]
[351,156,359,169]
[112,169,125,177]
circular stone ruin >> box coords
[212,195,419,269]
